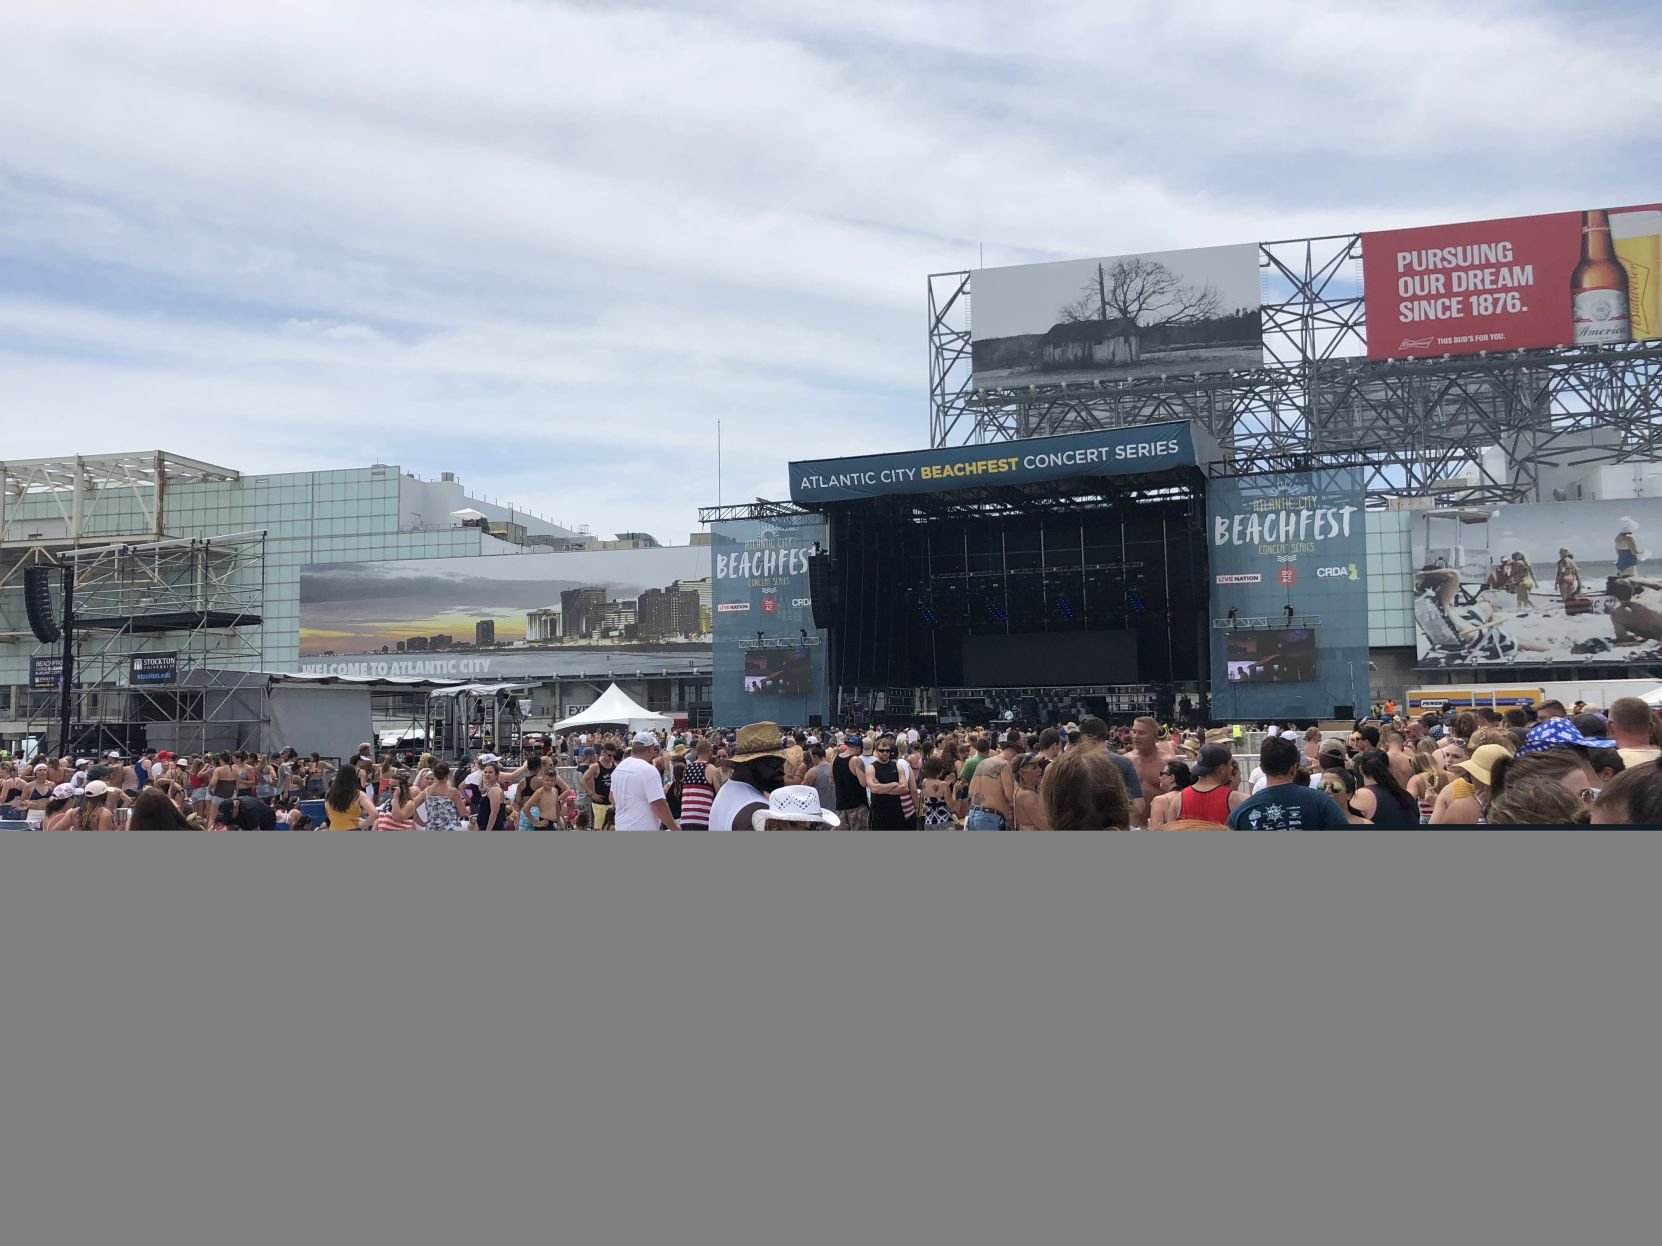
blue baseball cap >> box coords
[846,735,862,748]
[1519,718,1605,755]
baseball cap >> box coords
[631,730,660,748]
[846,735,863,749]
[1192,742,1234,779]
[157,750,175,761]
[1519,719,1605,755]
[84,780,110,798]
[51,783,76,800]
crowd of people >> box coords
[5,696,1661,828]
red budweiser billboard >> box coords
[1363,205,1662,360]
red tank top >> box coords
[1178,783,1233,825]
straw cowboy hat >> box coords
[731,722,786,763]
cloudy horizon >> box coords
[5,1,1659,541]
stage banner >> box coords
[710,515,829,729]
[970,244,1263,386]
[1410,497,1662,668]
[790,422,1215,505]
[1206,469,1368,722]
[1363,204,1662,360]
[30,655,64,692]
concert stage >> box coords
[789,423,1217,723]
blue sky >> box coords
[4,0,1661,541]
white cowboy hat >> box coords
[751,785,841,830]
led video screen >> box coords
[1225,629,1318,683]
[744,648,813,696]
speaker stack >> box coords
[807,553,838,630]
[24,566,60,644]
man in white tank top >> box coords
[708,722,787,831]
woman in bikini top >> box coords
[211,755,238,800]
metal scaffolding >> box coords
[929,234,1662,503]
[24,532,267,757]
[0,451,242,647]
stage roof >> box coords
[788,420,1218,507]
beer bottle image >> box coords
[1571,208,1632,345]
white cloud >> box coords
[1,0,1657,540]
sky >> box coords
[4,0,1662,543]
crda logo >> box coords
[1317,565,1355,579]
[791,598,813,608]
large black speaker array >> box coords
[24,566,60,644]
[807,553,837,630]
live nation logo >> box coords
[1215,573,1262,585]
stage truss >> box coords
[25,532,267,756]
[930,234,1662,502]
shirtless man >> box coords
[1382,727,1415,788]
[965,734,1019,830]
[1609,579,1662,645]
[1123,717,1173,821]
[782,731,808,787]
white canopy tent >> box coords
[1642,685,1662,708]
[552,683,672,733]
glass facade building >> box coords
[0,455,712,744]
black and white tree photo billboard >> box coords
[970,243,1263,386]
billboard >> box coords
[298,546,712,670]
[1363,205,1662,360]
[710,515,828,729]
[1410,498,1662,667]
[1206,469,1368,721]
[791,421,1216,504]
[970,244,1262,386]
[129,652,178,686]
